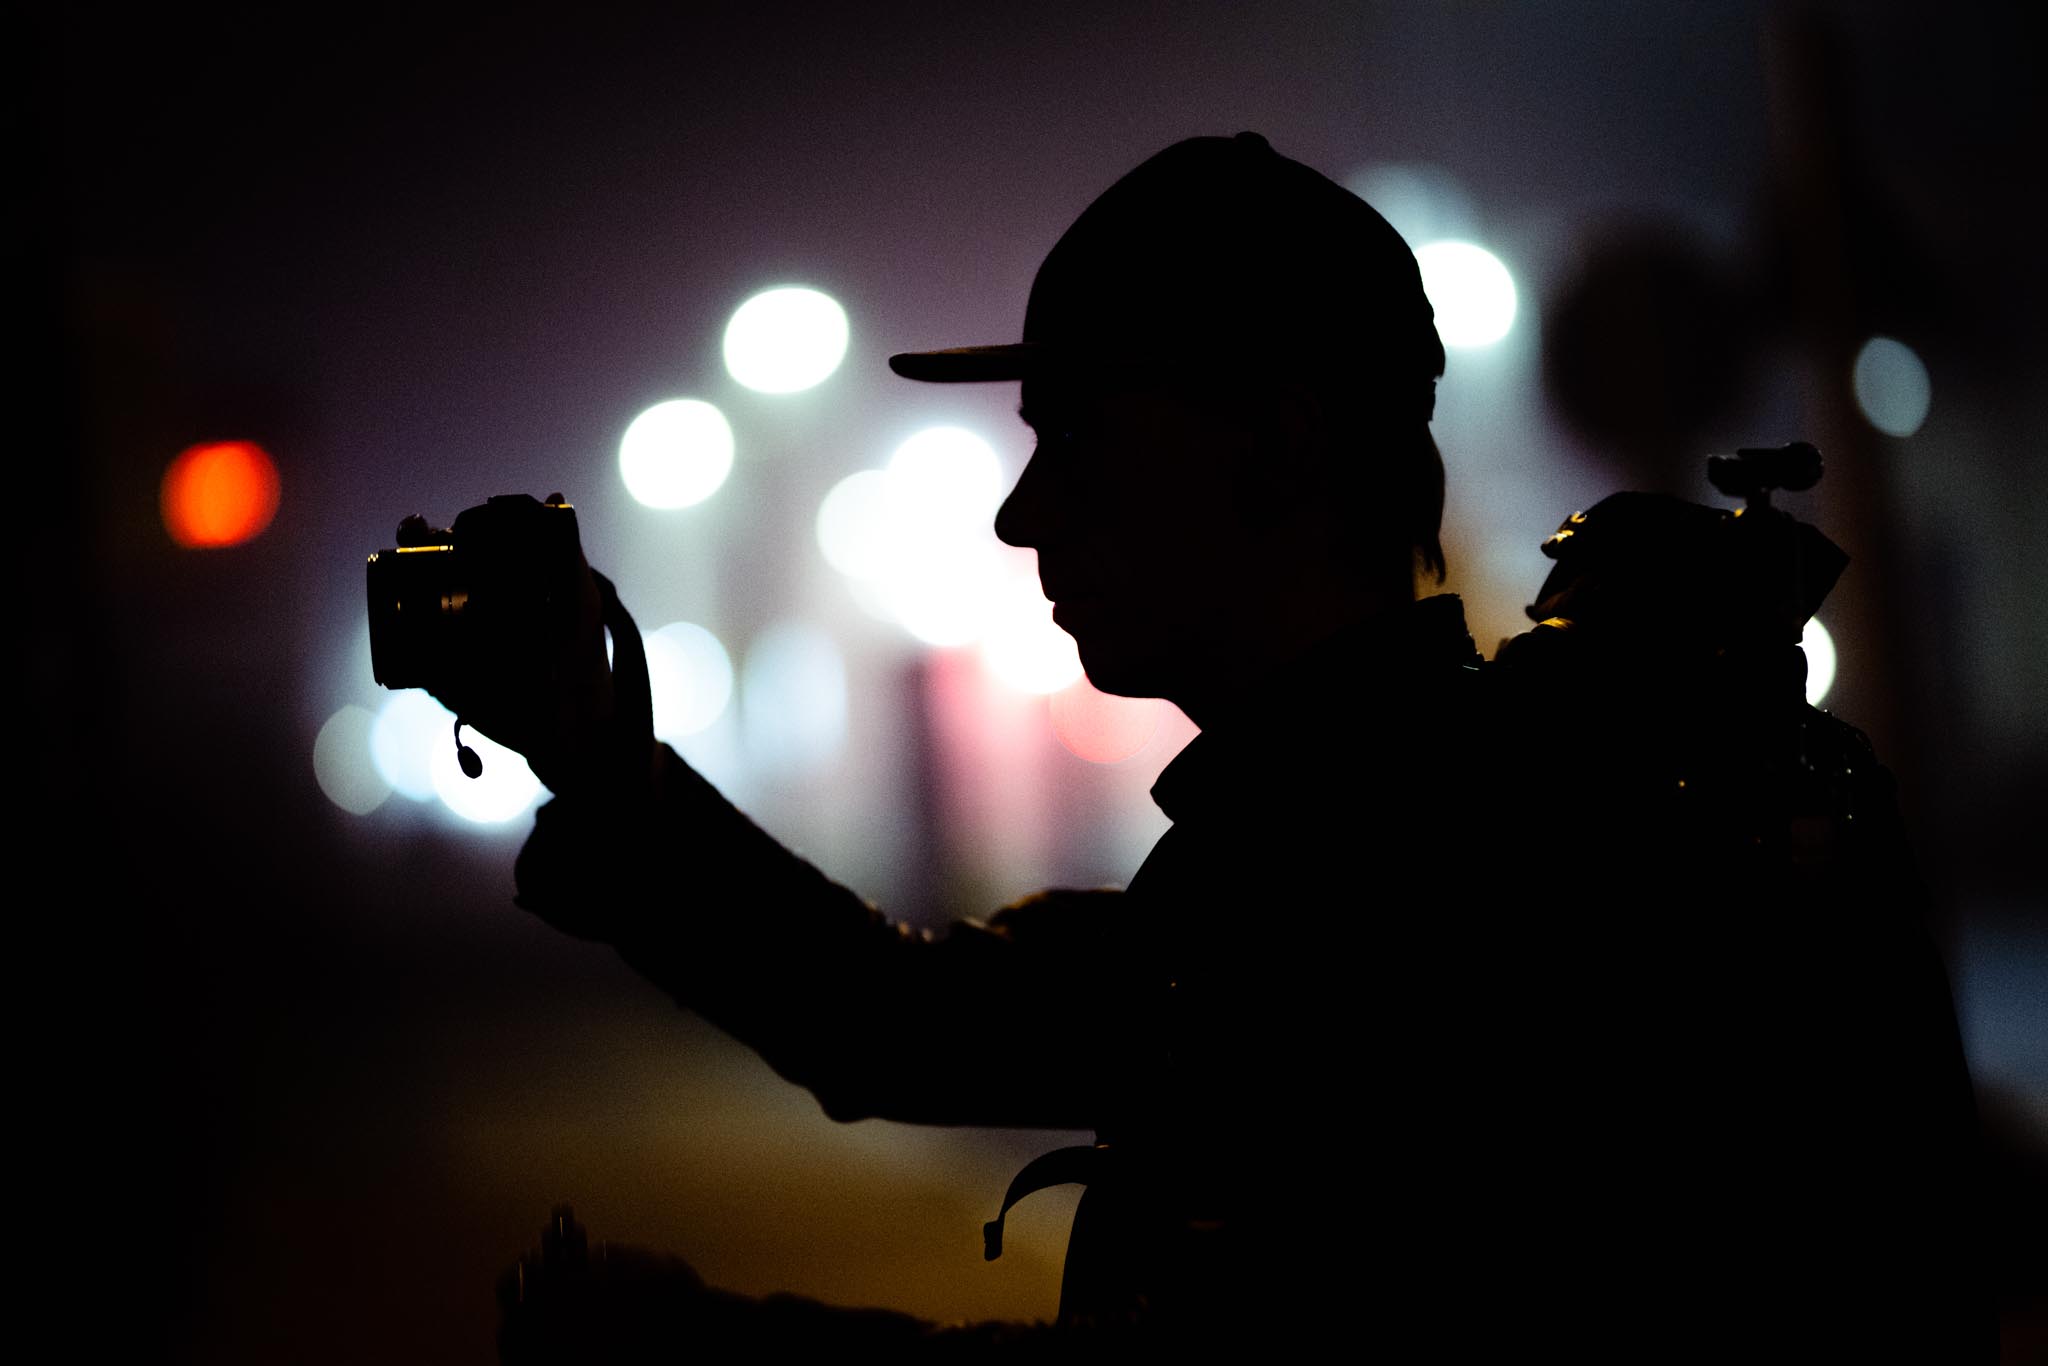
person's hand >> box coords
[429,553,646,800]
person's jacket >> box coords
[512,594,1988,1358]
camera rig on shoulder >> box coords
[1492,442,1883,875]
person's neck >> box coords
[1170,581,1418,731]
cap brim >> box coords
[888,344,1045,383]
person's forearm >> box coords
[514,746,1132,1128]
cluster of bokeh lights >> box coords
[816,426,1082,692]
[320,607,860,824]
[619,285,850,512]
[321,280,1035,824]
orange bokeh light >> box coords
[162,440,281,548]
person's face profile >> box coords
[998,369,1261,701]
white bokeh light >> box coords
[1348,163,1479,248]
[429,726,542,824]
[723,286,850,394]
[1051,681,1163,765]
[841,571,902,628]
[1851,336,1932,438]
[645,621,735,743]
[881,427,1009,644]
[370,689,453,802]
[888,541,1009,647]
[620,399,735,509]
[741,622,849,778]
[816,427,1016,647]
[1802,616,1837,708]
[313,704,391,815]
[815,469,895,580]
[981,577,1084,694]
[885,426,1007,529]
[1414,240,1518,347]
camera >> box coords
[366,493,584,691]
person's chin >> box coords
[1069,628,1167,700]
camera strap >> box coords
[593,570,656,768]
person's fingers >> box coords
[414,559,622,787]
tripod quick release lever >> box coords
[1706,441,1823,511]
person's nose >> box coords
[994,449,1057,549]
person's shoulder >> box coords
[985,887,1130,941]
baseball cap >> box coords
[889,132,1445,420]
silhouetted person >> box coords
[443,134,1988,1359]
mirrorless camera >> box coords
[366,493,584,691]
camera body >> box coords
[366,493,583,691]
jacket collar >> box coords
[1148,594,1481,823]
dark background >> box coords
[33,3,2044,1360]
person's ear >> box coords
[1232,382,1332,526]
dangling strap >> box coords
[983,1144,1110,1261]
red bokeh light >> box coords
[161,440,281,548]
